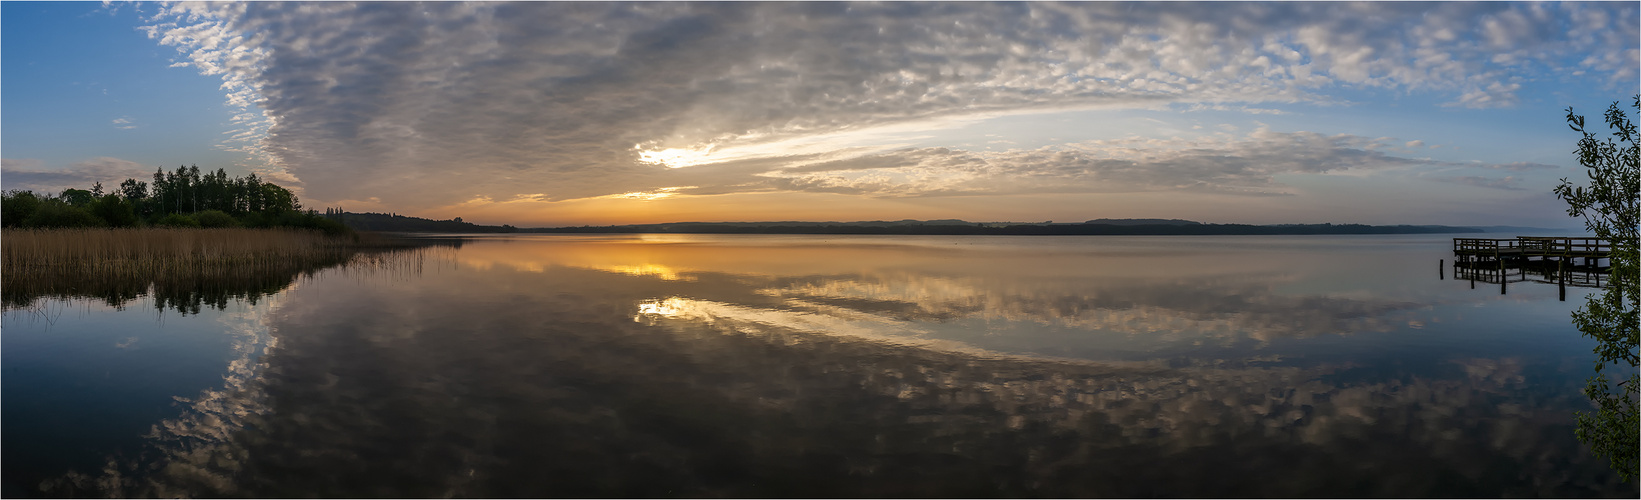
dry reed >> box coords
[3,227,355,274]
[2,228,365,310]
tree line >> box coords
[321,209,517,233]
[1,165,347,234]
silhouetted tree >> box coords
[1556,96,1639,481]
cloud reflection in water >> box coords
[48,235,1629,497]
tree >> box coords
[119,178,151,218]
[118,178,148,201]
[59,188,95,208]
[260,182,298,213]
[1,190,42,227]
[89,194,139,228]
[1555,96,1639,481]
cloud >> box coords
[112,117,137,130]
[2,157,154,193]
[1475,161,1559,172]
[1426,175,1527,191]
[746,271,1426,343]
[142,2,1638,210]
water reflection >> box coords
[19,235,1633,497]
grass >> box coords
[1,228,425,311]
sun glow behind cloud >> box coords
[608,186,695,201]
[636,146,717,169]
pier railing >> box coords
[1447,235,1612,299]
[1453,238,1522,258]
[1515,237,1612,257]
[1453,236,1611,260]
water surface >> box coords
[3,234,1630,497]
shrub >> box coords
[155,213,201,228]
[237,212,271,228]
[194,210,240,228]
[23,200,105,228]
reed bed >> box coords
[3,228,356,274]
[2,228,364,310]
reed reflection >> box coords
[43,235,1627,497]
[2,237,463,315]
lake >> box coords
[2,234,1632,497]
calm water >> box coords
[2,234,1632,497]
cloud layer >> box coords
[640,129,1557,199]
[142,2,1638,210]
[2,157,154,193]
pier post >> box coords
[1439,259,1443,280]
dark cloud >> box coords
[143,2,1638,209]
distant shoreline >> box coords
[519,223,1485,236]
[321,212,1584,236]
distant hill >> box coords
[1470,225,1581,234]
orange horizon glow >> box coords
[358,189,1420,229]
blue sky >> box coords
[3,3,243,176]
[3,2,1636,228]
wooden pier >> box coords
[1453,236,1611,263]
[1448,236,1612,299]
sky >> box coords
[2,1,1637,228]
